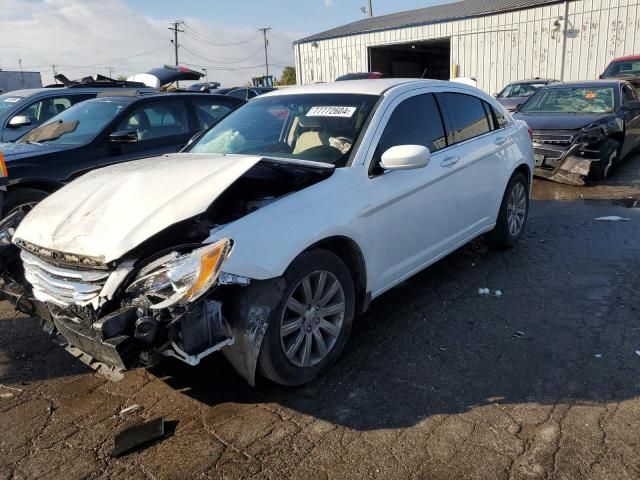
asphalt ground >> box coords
[1,154,639,479]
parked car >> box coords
[600,55,640,89]
[336,72,384,81]
[0,78,151,142]
[495,78,559,112]
[0,79,533,386]
[187,82,222,92]
[226,87,276,100]
[0,92,244,217]
[514,80,640,185]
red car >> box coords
[601,55,640,90]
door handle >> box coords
[440,156,460,167]
[494,136,507,145]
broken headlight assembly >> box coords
[576,128,604,145]
[126,238,232,310]
[0,210,25,246]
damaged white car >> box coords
[1,79,534,385]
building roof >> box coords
[297,0,563,44]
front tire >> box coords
[4,188,49,218]
[593,139,620,181]
[258,249,355,386]
[490,172,529,248]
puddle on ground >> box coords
[532,179,640,202]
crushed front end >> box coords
[10,238,248,380]
[531,129,606,186]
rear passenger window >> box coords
[377,93,447,156]
[492,105,511,129]
[440,93,492,143]
[116,101,188,141]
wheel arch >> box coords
[305,236,370,314]
[6,178,63,194]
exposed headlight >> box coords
[126,238,232,310]
[577,128,604,144]
[0,210,25,246]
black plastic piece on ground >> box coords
[111,417,165,457]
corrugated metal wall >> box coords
[294,0,640,94]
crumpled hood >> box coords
[14,153,262,263]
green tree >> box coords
[278,66,296,85]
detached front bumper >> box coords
[533,141,602,186]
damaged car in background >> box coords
[514,80,640,185]
[0,79,534,386]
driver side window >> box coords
[116,101,188,141]
[377,93,447,158]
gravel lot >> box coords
[1,156,639,480]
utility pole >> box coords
[368,0,373,17]
[52,64,58,84]
[169,20,184,87]
[18,58,24,87]
[259,27,272,77]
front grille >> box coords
[532,133,576,146]
[21,250,111,308]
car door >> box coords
[362,91,467,292]
[105,99,193,163]
[3,93,81,142]
[436,91,508,234]
[621,83,640,156]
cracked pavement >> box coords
[1,155,640,479]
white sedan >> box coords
[6,79,534,385]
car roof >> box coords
[510,78,558,84]
[84,92,242,103]
[608,54,640,63]
[264,79,454,97]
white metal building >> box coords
[293,0,640,94]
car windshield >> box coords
[18,99,128,145]
[519,87,616,114]
[188,93,379,166]
[0,93,25,114]
[498,83,546,98]
[603,59,640,77]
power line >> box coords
[182,23,260,47]
[180,44,265,64]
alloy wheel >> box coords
[506,182,527,237]
[280,270,345,368]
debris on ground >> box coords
[117,404,144,417]
[594,216,631,222]
[594,354,602,358]
[0,392,14,399]
[635,350,640,357]
[478,288,491,295]
[0,384,23,393]
[512,331,526,340]
[112,417,166,457]
[495,290,503,297]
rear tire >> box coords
[4,188,49,218]
[490,172,529,248]
[258,249,355,386]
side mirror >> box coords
[109,130,138,144]
[623,100,640,111]
[493,92,499,98]
[380,145,431,171]
[8,115,31,128]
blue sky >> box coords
[1,0,453,86]
[127,0,452,34]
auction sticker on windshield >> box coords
[307,106,357,118]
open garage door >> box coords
[369,38,451,80]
